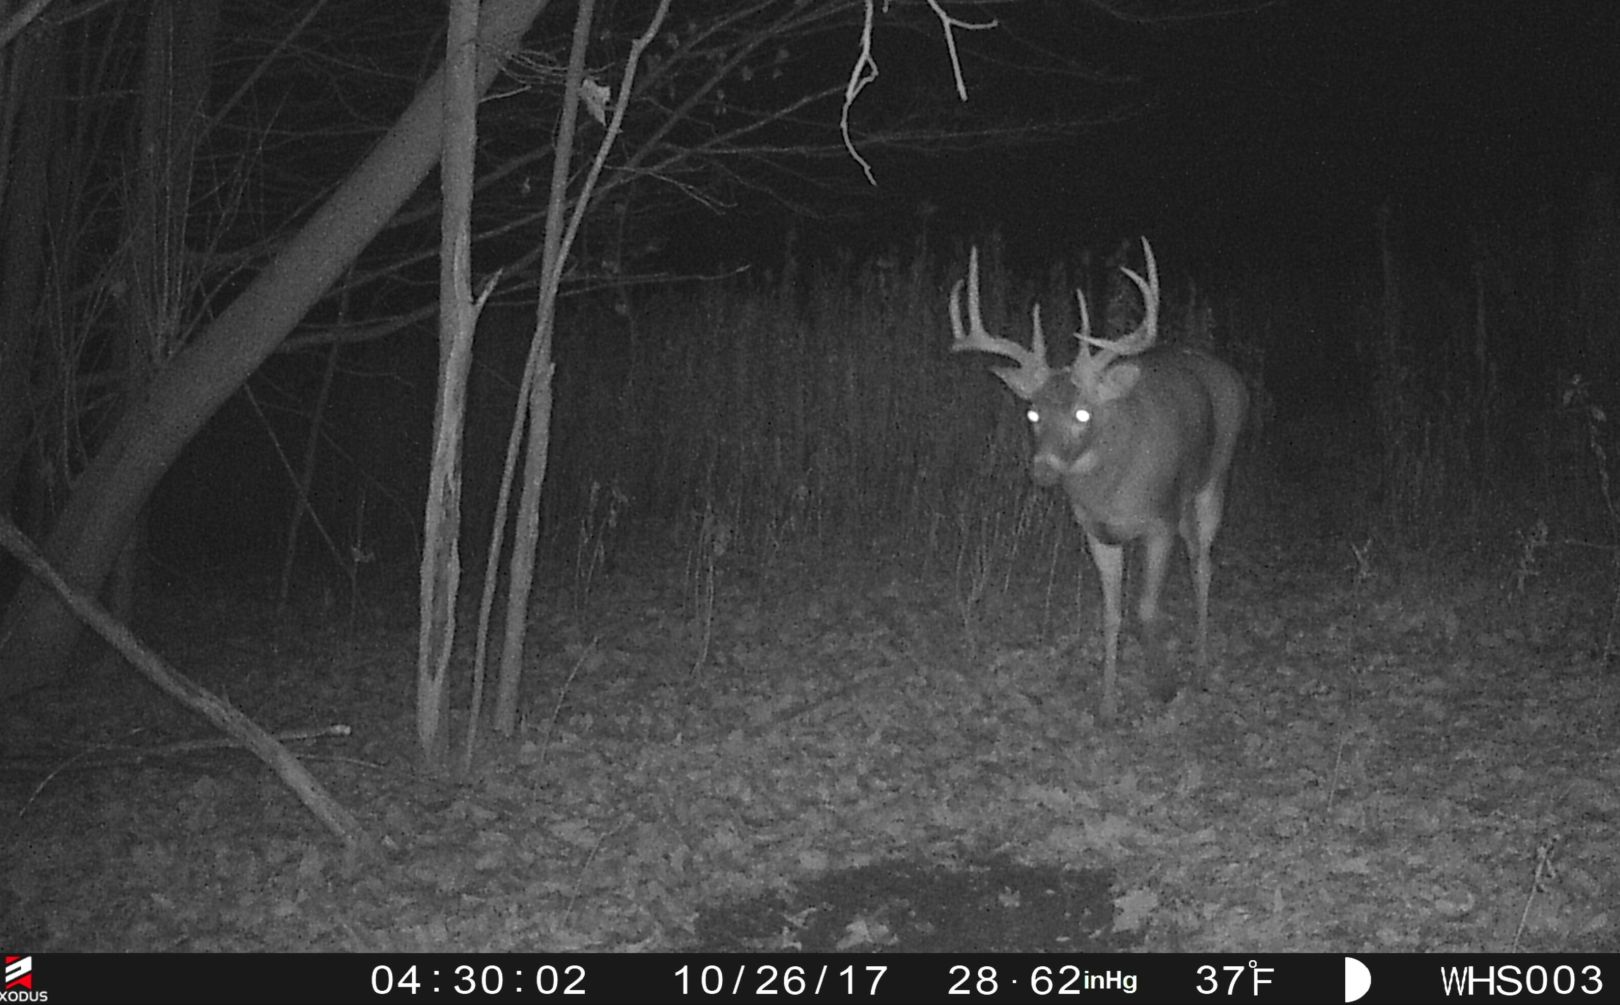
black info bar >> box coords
[4,952,1612,1005]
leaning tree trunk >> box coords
[100,0,221,640]
[0,0,553,690]
[0,515,375,864]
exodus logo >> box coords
[2,956,45,1002]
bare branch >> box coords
[924,0,998,102]
[841,0,880,185]
[0,0,56,47]
[552,0,674,292]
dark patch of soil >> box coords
[694,853,1135,953]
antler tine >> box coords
[1077,237,1161,370]
[1069,284,1104,390]
[1119,236,1159,352]
[949,246,1052,398]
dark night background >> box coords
[708,1,1616,259]
[5,0,1616,573]
[674,0,1617,416]
[4,0,1620,956]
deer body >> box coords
[950,240,1247,720]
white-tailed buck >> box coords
[949,239,1247,720]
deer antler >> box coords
[1073,237,1159,388]
[949,247,1052,399]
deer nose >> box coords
[1031,453,1063,486]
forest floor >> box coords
[4,476,1618,956]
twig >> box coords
[538,640,598,769]
[1512,833,1561,951]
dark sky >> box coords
[1151,2,1612,243]
[870,0,1618,274]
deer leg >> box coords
[1137,530,1178,703]
[1187,484,1225,690]
[1085,533,1124,721]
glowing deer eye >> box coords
[1026,409,1040,424]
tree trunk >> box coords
[417,0,482,774]
[0,25,61,538]
[492,0,597,735]
[96,0,220,655]
[489,0,669,734]
[0,0,552,689]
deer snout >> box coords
[1031,452,1065,486]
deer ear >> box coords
[1095,362,1141,402]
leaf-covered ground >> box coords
[4,484,1618,953]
